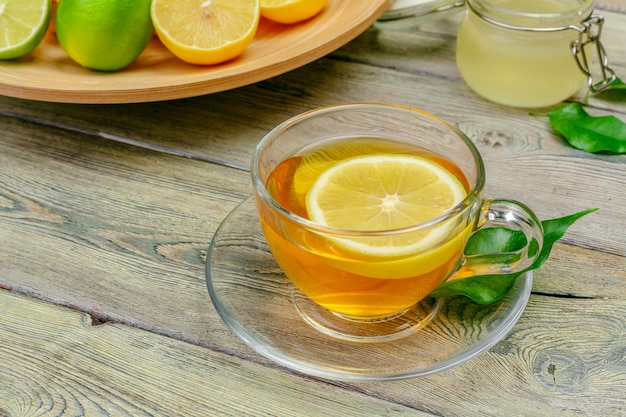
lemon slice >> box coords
[306,154,467,257]
[0,0,51,60]
[260,0,328,24]
[151,0,260,65]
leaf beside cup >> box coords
[430,208,598,304]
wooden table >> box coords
[1,2,625,416]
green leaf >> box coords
[586,76,626,103]
[529,208,598,271]
[429,270,520,305]
[603,76,626,91]
[464,227,527,255]
[430,208,598,304]
[546,102,626,154]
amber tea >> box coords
[256,136,474,319]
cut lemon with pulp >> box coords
[151,0,260,65]
[260,0,328,24]
[306,154,467,257]
[0,0,51,60]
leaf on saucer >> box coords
[430,208,598,304]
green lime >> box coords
[0,0,51,60]
[56,0,153,72]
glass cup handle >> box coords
[451,199,544,280]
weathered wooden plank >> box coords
[0,291,425,417]
[0,115,247,342]
[349,295,626,417]
[534,244,626,299]
[0,11,624,257]
[1,78,623,259]
[1,103,621,321]
[2,71,624,260]
[4,279,624,417]
[1,112,624,417]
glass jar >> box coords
[456,0,614,108]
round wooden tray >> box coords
[0,0,391,104]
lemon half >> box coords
[260,0,328,24]
[152,0,260,66]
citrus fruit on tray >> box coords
[0,0,391,104]
[0,0,51,60]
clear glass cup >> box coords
[251,103,544,341]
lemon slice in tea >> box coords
[306,154,467,257]
[0,0,51,60]
[152,0,260,65]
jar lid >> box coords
[380,0,465,21]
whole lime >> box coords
[55,0,153,72]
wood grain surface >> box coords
[1,291,422,417]
[1,2,625,416]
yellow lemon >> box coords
[260,0,328,24]
[0,0,51,60]
[151,0,260,66]
[306,154,467,258]
[55,0,153,72]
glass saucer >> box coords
[205,197,533,381]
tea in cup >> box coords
[252,103,543,341]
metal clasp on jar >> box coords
[570,15,617,93]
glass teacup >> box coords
[252,103,543,341]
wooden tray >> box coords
[0,0,392,104]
